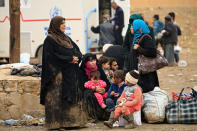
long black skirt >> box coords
[44,80,87,129]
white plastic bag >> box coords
[174,45,182,54]
[142,87,170,123]
[20,53,30,64]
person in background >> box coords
[161,16,178,66]
[111,2,124,45]
[169,12,182,64]
[153,14,164,48]
[91,14,116,51]
[40,16,86,130]
[84,71,108,109]
[103,44,125,70]
[104,70,142,129]
[106,70,127,112]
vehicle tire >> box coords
[36,45,43,64]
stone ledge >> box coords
[0,69,43,120]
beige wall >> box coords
[131,0,197,8]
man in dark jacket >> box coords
[169,12,181,64]
[111,2,124,45]
[91,14,116,51]
[161,16,178,66]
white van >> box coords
[0,0,130,63]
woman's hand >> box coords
[96,86,105,94]
[133,44,139,50]
[71,56,79,64]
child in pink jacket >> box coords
[84,71,107,109]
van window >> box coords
[0,0,5,7]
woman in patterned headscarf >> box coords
[40,16,87,130]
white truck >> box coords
[0,0,130,63]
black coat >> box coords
[162,21,178,44]
[40,36,82,105]
[122,26,156,72]
[103,45,125,69]
[136,35,159,93]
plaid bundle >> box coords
[166,87,197,124]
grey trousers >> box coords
[164,43,174,65]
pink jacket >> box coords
[84,80,107,90]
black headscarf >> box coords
[48,16,73,48]
[80,53,97,70]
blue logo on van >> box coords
[49,6,62,19]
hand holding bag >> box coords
[166,87,197,124]
[137,34,168,74]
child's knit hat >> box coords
[125,70,139,84]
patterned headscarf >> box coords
[48,16,73,48]
[132,19,150,45]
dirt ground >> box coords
[0,6,197,131]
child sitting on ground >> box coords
[98,56,113,83]
[104,70,142,129]
[106,70,127,112]
[84,71,107,109]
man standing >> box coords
[162,16,178,66]
[111,2,124,45]
[91,14,116,51]
[169,12,182,64]
[153,14,164,47]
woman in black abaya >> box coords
[40,16,86,130]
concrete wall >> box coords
[131,0,197,8]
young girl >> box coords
[84,71,108,109]
[98,56,113,83]
[104,70,142,129]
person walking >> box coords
[161,16,178,66]
[91,14,116,51]
[111,2,124,45]
[40,16,86,130]
[169,12,182,64]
